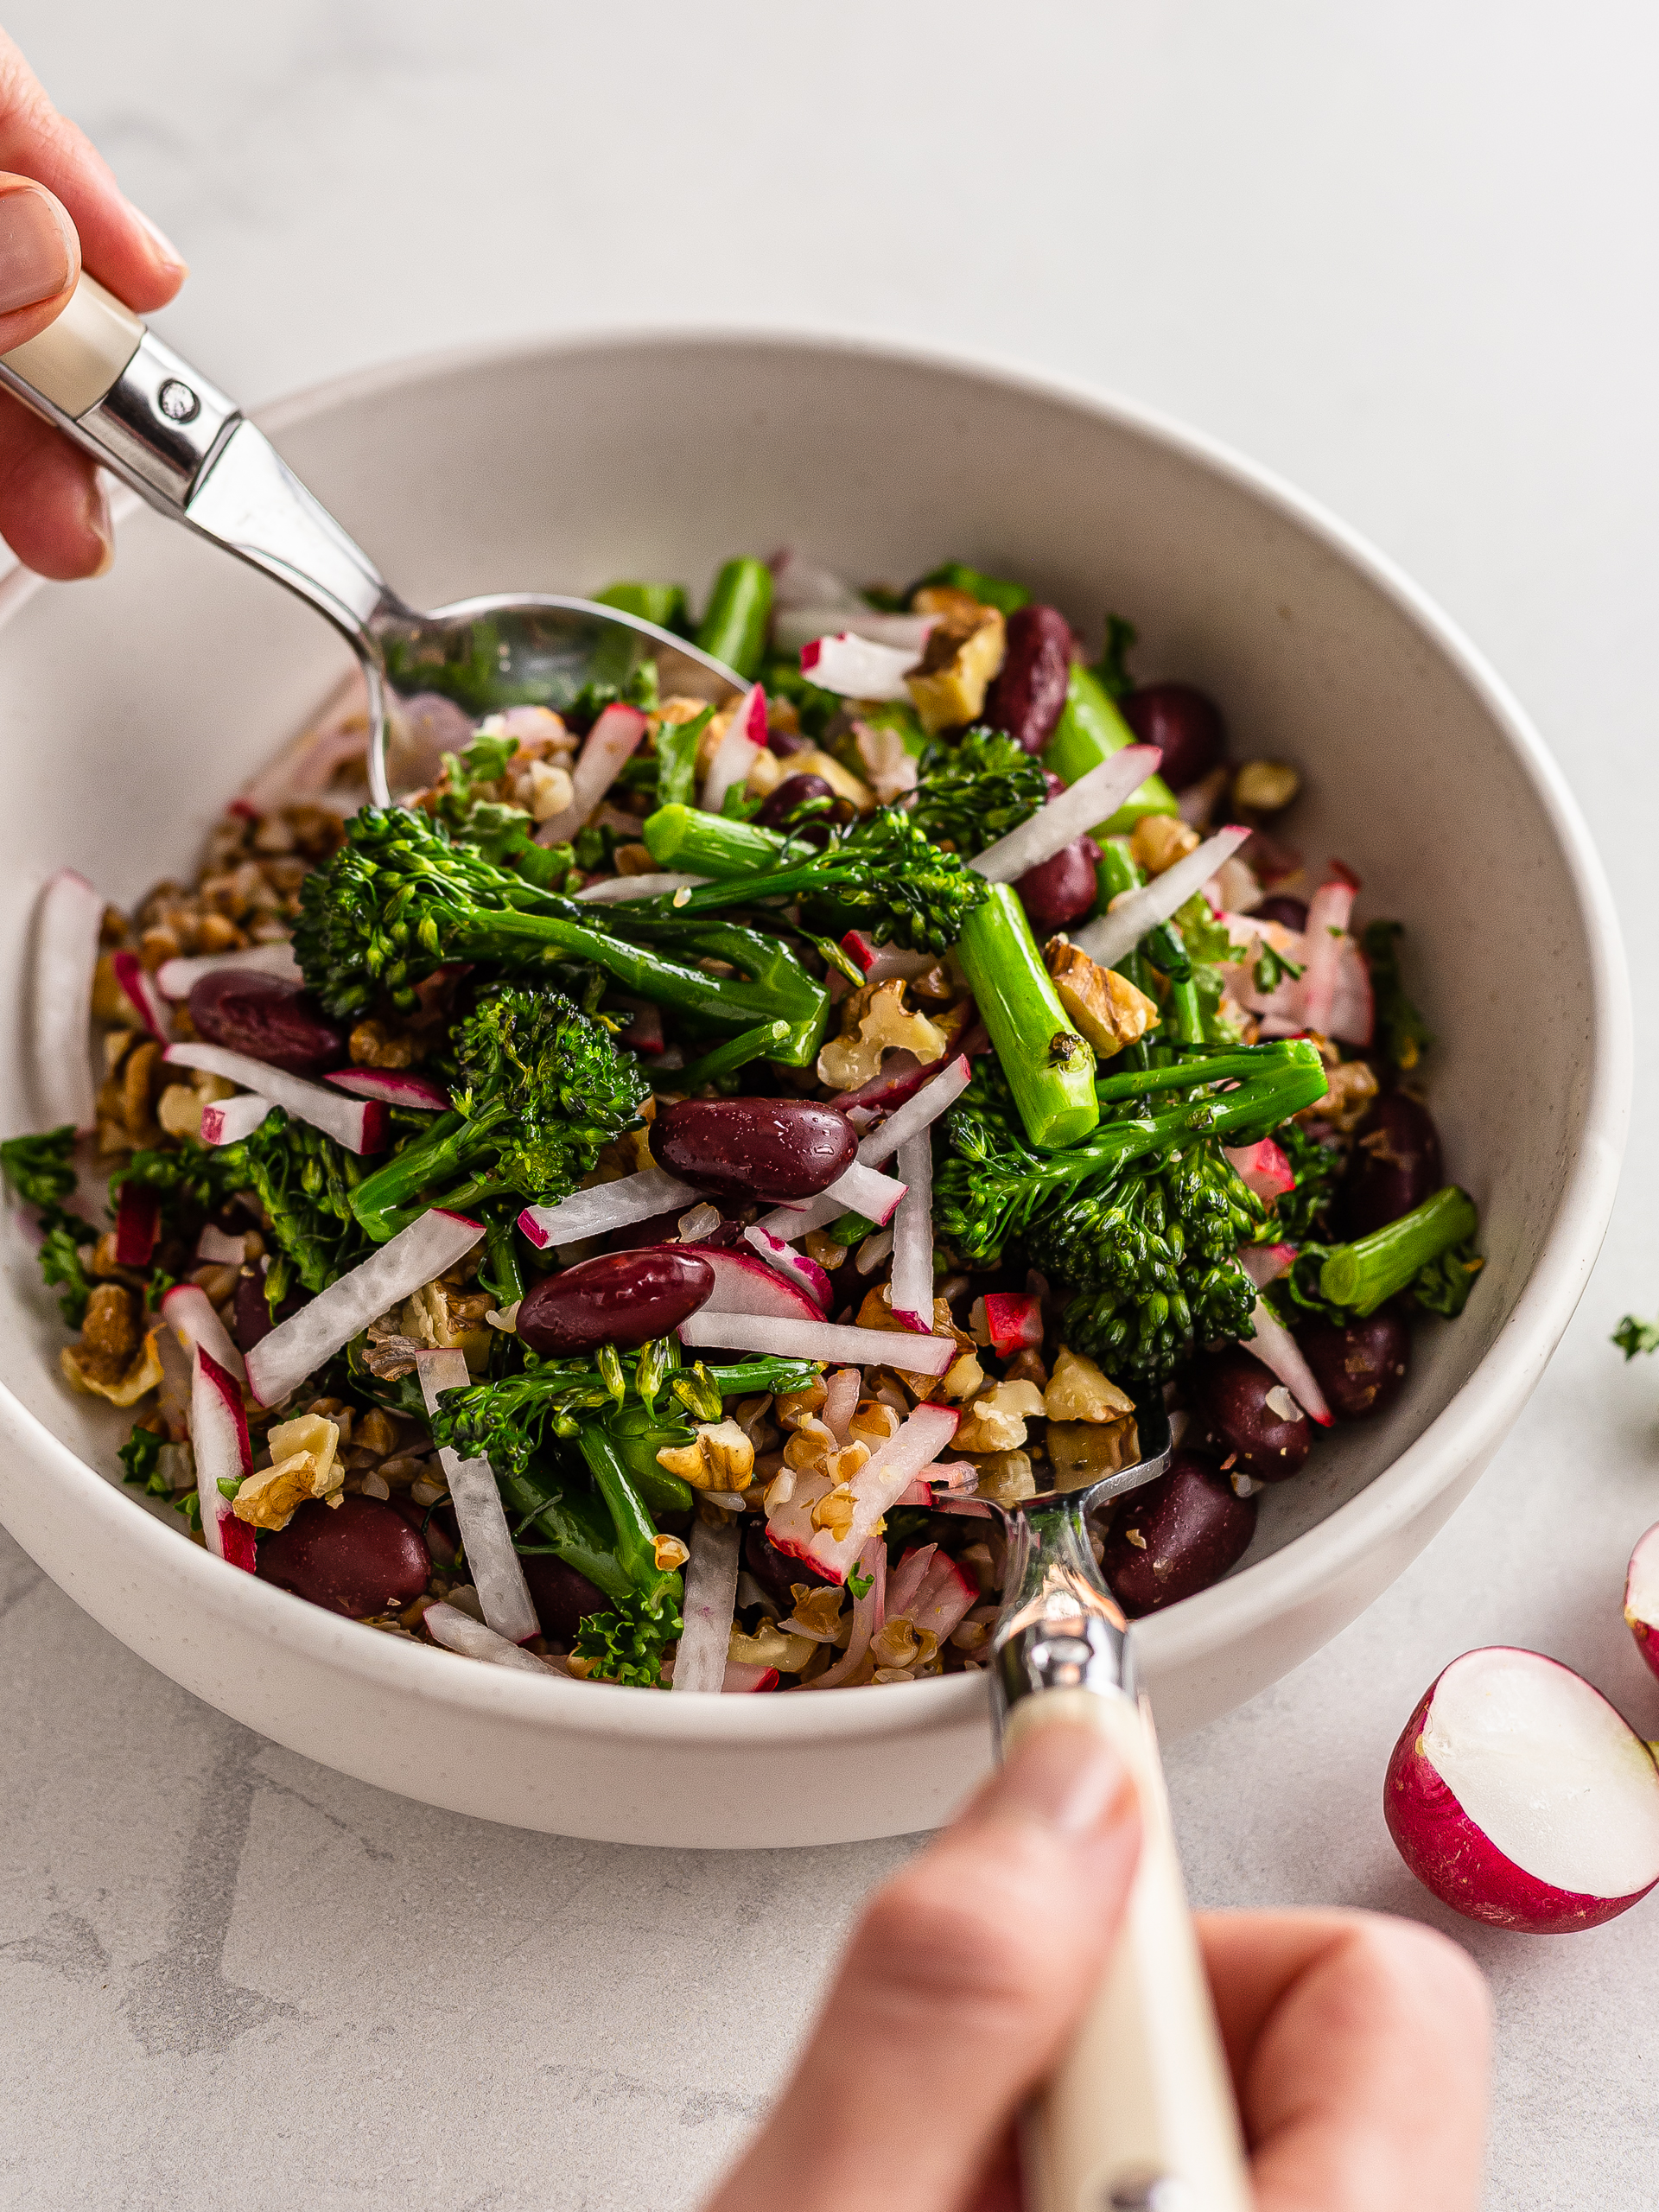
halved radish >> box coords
[162,1281,247,1387]
[1225,1139,1294,1203]
[200,1093,274,1147]
[1624,1525,1659,1681]
[671,1517,741,1694]
[416,1347,538,1645]
[885,1542,938,1620]
[163,1042,387,1154]
[1385,1647,1659,1931]
[742,1226,833,1315]
[31,868,103,1132]
[113,1184,160,1269]
[327,1067,451,1110]
[800,632,918,701]
[245,1208,484,1408]
[1241,1294,1332,1426]
[191,1346,257,1571]
[696,1248,824,1323]
[110,950,173,1040]
[156,940,302,1000]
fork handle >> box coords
[1004,1688,1252,2212]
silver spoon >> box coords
[988,1396,1253,2212]
[0,276,747,803]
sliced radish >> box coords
[195,1223,248,1266]
[800,632,918,702]
[770,550,862,613]
[772,1402,960,1585]
[742,1226,833,1315]
[681,1309,955,1375]
[855,1228,893,1275]
[757,1057,969,1242]
[721,1660,780,1693]
[1238,1243,1296,1290]
[416,1348,538,1644]
[156,940,302,1000]
[774,606,934,655]
[803,1536,887,1687]
[535,701,650,847]
[245,1208,484,1408]
[163,1042,387,1155]
[1326,934,1376,1048]
[1225,1138,1295,1202]
[970,748,1160,885]
[1071,825,1252,973]
[162,1281,247,1387]
[200,1092,276,1147]
[423,1602,554,1675]
[191,1346,257,1572]
[885,1542,938,1620]
[31,868,103,1133]
[327,1067,451,1110]
[1242,1294,1332,1426]
[753,1158,907,1245]
[822,1365,861,1444]
[113,1184,160,1269]
[694,1248,825,1324]
[1624,1525,1659,1682]
[969,1292,1044,1358]
[888,1131,935,1332]
[702,686,768,814]
[671,1516,741,1694]
[574,872,709,905]
[837,935,938,987]
[1300,878,1357,1036]
[1385,1648,1659,1932]
[908,1550,977,1643]
[110,950,173,1041]
[519,1167,702,1251]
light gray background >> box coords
[2,5,1656,2207]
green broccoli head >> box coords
[454,983,649,1189]
[0,1126,78,1211]
[572,1588,684,1688]
[911,728,1050,858]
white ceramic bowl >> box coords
[0,334,1629,1847]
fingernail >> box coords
[85,474,113,578]
[133,206,188,278]
[0,185,73,313]
[989,1719,1134,1840]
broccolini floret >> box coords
[1,1126,97,1325]
[910,728,1050,858]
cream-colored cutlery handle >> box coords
[0,270,143,417]
[1006,1688,1253,2212]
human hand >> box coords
[0,29,187,578]
[702,1719,1491,2212]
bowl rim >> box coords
[0,324,1631,1744]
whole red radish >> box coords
[1384,1647,1659,1932]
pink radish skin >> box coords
[1225,1139,1294,1202]
[972,1292,1044,1359]
[327,1067,451,1110]
[1624,1525,1659,1682]
[113,1185,160,1269]
[741,1226,833,1315]
[1385,1648,1659,1932]
[701,687,768,814]
[110,950,173,1040]
[768,1402,959,1584]
[163,1041,387,1154]
[536,702,649,848]
[200,1093,274,1147]
[1239,1243,1296,1290]
[804,1537,888,1682]
[697,1248,825,1324]
[799,632,918,702]
[31,868,103,1132]
[191,1347,257,1571]
[162,1281,247,1387]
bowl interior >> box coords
[0,334,1613,1665]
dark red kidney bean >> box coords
[652,1096,857,1202]
[1339,1093,1442,1240]
[231,1268,307,1354]
[602,1204,746,1255]
[1193,1347,1311,1481]
[1042,769,1065,800]
[744,1521,833,1610]
[1253,894,1308,933]
[767,728,807,758]
[390,1492,458,1567]
[257,1494,431,1618]
[1016,835,1101,932]
[517,1246,715,1356]
[1298,1306,1411,1420]
[521,1554,610,1643]
[1119,683,1227,791]
[1103,1452,1257,1618]
[982,605,1076,754]
[757,772,835,828]
[188,971,346,1077]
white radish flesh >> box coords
[741,1226,833,1314]
[773,607,934,655]
[200,1093,275,1147]
[110,950,173,1040]
[1241,1294,1332,1426]
[753,1158,907,1244]
[574,872,709,905]
[888,1132,935,1332]
[1624,1524,1659,1682]
[245,1208,484,1407]
[696,1248,825,1324]
[163,1042,387,1154]
[195,1223,248,1266]
[535,702,649,847]
[969,748,1160,884]
[772,1402,961,1585]
[680,1310,956,1375]
[191,1347,257,1571]
[30,869,103,1132]
[822,1366,861,1444]
[672,1517,741,1694]
[799,632,919,701]
[770,550,862,612]
[1071,825,1252,972]
[1386,1648,1659,1931]
[416,1349,538,1645]
[518,1167,702,1250]
[327,1067,451,1109]
[157,940,303,1000]
[423,1602,554,1674]
[162,1281,247,1386]
[701,686,768,814]
[755,1056,969,1242]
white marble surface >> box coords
[3,3,1659,2205]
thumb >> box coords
[0,174,78,356]
[706,1717,1141,2212]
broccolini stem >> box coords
[495,1462,633,1603]
[677,1019,792,1092]
[1042,665,1179,834]
[480,1211,525,1309]
[579,1425,683,1617]
[642,802,787,877]
[597,581,689,633]
[957,885,1099,1150]
[695,556,773,678]
[1166,976,1205,1046]
[1319,1185,1479,1316]
[347,1109,473,1240]
[1096,1043,1308,1103]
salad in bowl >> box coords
[3,548,1482,1696]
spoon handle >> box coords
[1004,1688,1252,2212]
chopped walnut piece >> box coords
[60,1286,164,1406]
[1044,1346,1135,1425]
[1130,815,1202,876]
[846,1400,901,1448]
[940,1350,985,1402]
[1233,760,1301,814]
[656,1417,756,1492]
[910,582,985,626]
[121,1039,163,1141]
[817,979,948,1092]
[953,1379,1046,1454]
[652,1534,690,1572]
[871,1618,941,1671]
[348,1018,417,1069]
[728,1618,817,1672]
[906,605,1007,735]
[810,1482,858,1541]
[804,1228,849,1273]
[355,1408,398,1459]
[784,1584,848,1641]
[969,1449,1037,1504]
[775,1376,829,1429]
[232,1434,343,1531]
[526,758,575,822]
[613,842,656,875]
[1045,938,1158,1059]
[1301,1058,1378,1135]
[786,746,875,810]
[156,1083,204,1141]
